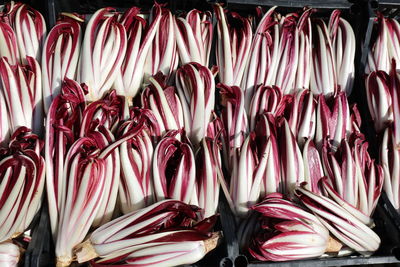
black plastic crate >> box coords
[24,201,55,267]
[223,0,352,8]
[211,0,400,266]
[20,0,400,266]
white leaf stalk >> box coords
[152,133,196,203]
[214,4,252,86]
[42,14,82,113]
[381,127,400,211]
[274,14,299,95]
[114,6,162,102]
[118,122,155,214]
[78,8,127,101]
[176,63,215,145]
[250,194,329,261]
[144,4,178,82]
[195,137,221,219]
[329,10,355,95]
[2,1,46,63]
[45,79,86,240]
[175,9,213,66]
[0,56,43,136]
[295,8,312,90]
[296,186,381,255]
[0,127,44,243]
[365,70,393,132]
[0,21,19,65]
[241,6,280,111]
[311,19,337,96]
[74,200,220,266]
[0,242,19,267]
[219,84,249,170]
[141,73,184,135]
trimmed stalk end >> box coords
[59,12,85,22]
[204,231,222,254]
[56,256,73,267]
[325,235,343,253]
[74,239,98,263]
[11,232,22,239]
[395,143,400,151]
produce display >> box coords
[366,15,400,211]
[0,0,395,266]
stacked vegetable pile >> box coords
[364,15,400,216]
[0,2,221,266]
[215,5,383,261]
[0,1,387,266]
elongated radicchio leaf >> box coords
[55,137,108,266]
[311,19,337,96]
[152,133,196,204]
[284,89,316,147]
[114,5,162,102]
[176,63,215,145]
[367,15,389,74]
[365,70,392,132]
[78,7,127,101]
[117,120,155,214]
[141,73,184,135]
[296,186,380,255]
[42,15,82,113]
[175,9,213,66]
[0,56,43,135]
[0,2,46,63]
[315,93,359,150]
[75,200,219,266]
[0,127,44,242]
[249,85,286,131]
[329,10,355,95]
[0,242,19,267]
[80,89,129,137]
[214,4,252,86]
[381,127,400,210]
[241,6,279,110]
[0,21,19,64]
[45,78,86,240]
[194,137,222,219]
[321,133,383,225]
[144,4,178,82]
[279,119,304,197]
[274,14,299,95]
[295,8,313,90]
[219,83,248,169]
[249,193,329,261]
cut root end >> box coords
[325,235,343,253]
[56,255,73,267]
[204,231,222,254]
[74,239,98,263]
